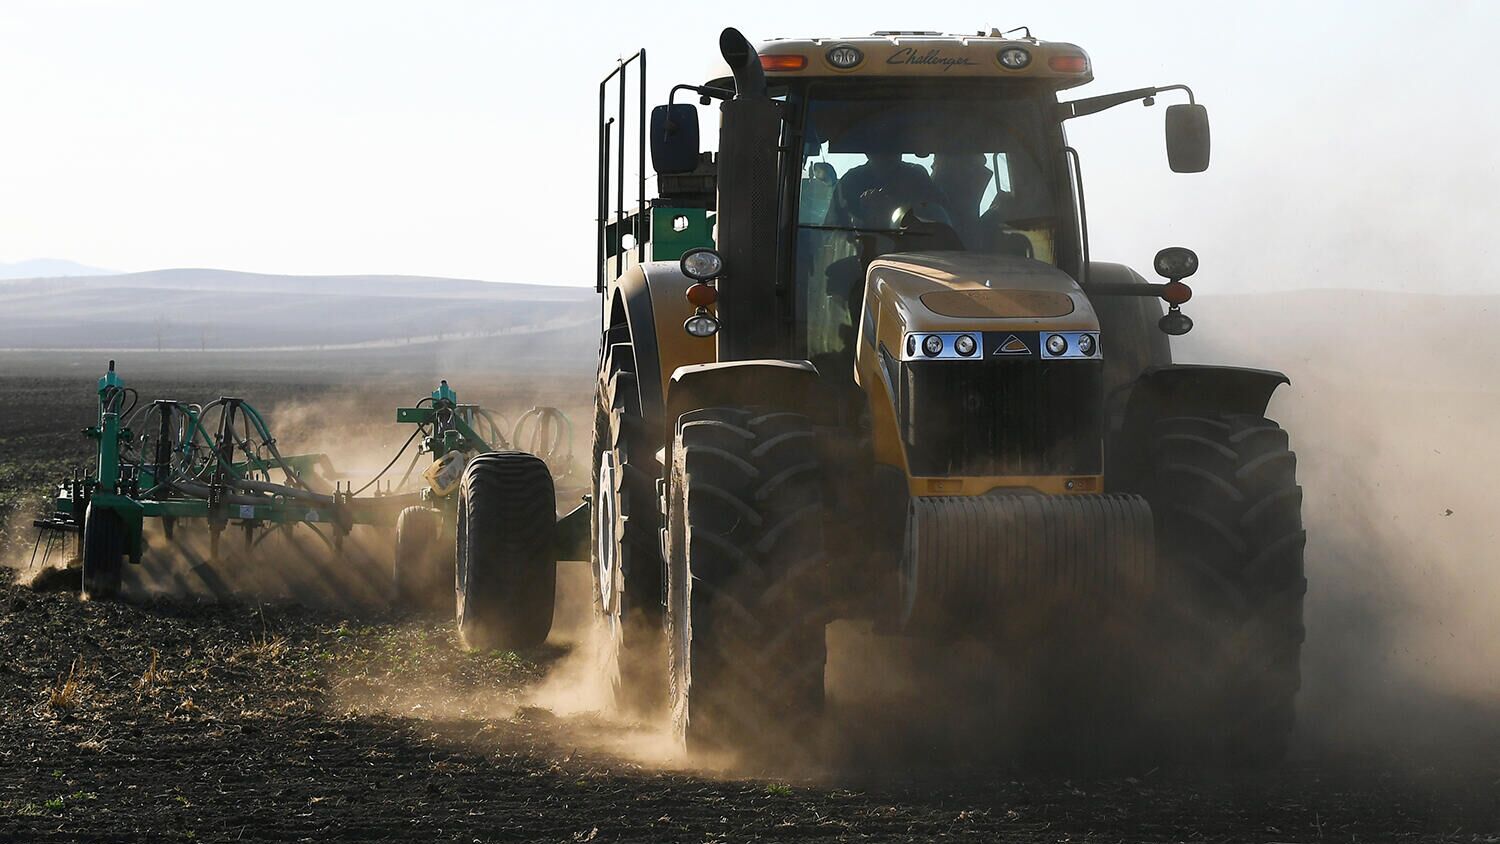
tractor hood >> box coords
[853,250,1108,496]
[864,252,1099,337]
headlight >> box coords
[1152,246,1199,280]
[680,248,724,280]
[954,334,977,356]
[1076,333,1096,356]
[997,47,1031,69]
[1046,334,1068,355]
[922,335,944,357]
[683,312,720,337]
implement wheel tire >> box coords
[592,342,666,711]
[666,407,828,756]
[393,506,452,612]
[1145,413,1306,764]
[455,451,556,650]
[81,503,125,601]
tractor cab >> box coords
[636,30,1206,368]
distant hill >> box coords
[0,268,596,353]
[0,258,118,279]
[4,272,1493,387]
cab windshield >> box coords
[791,84,1069,364]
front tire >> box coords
[1145,413,1306,764]
[666,408,828,755]
[455,452,556,651]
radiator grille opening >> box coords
[896,359,1103,477]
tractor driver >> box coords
[824,152,950,231]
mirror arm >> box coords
[1057,83,1197,121]
[1088,281,1171,298]
[669,83,735,107]
[1154,83,1196,105]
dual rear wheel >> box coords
[591,344,667,710]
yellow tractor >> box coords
[481,27,1303,764]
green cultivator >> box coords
[33,362,586,625]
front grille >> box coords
[895,358,1103,477]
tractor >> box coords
[477,27,1305,763]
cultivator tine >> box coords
[28,530,43,569]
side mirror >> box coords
[650,104,700,175]
[1165,103,1210,173]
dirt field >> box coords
[4,566,1498,843]
[2,364,1499,842]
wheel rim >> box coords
[595,451,620,623]
[668,486,692,747]
[455,502,469,624]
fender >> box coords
[1124,364,1288,422]
[607,267,663,432]
[605,262,717,436]
[1112,363,1289,486]
[665,360,821,438]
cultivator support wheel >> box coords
[393,506,454,612]
[81,503,126,600]
[455,451,557,651]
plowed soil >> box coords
[2,566,1497,843]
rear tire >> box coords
[666,407,828,756]
[393,506,452,612]
[455,452,556,651]
[1144,413,1306,764]
[81,503,125,600]
[592,346,666,711]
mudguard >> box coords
[606,267,666,432]
[1124,364,1288,422]
[1111,363,1290,487]
[605,262,718,439]
[664,360,821,432]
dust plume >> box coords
[1179,298,1500,763]
[324,558,699,772]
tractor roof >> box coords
[751,31,1094,89]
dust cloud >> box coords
[8,335,1496,775]
[1179,299,1500,763]
[358,301,1500,776]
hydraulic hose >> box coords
[351,426,422,496]
[230,477,335,505]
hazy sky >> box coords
[2,0,1496,292]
